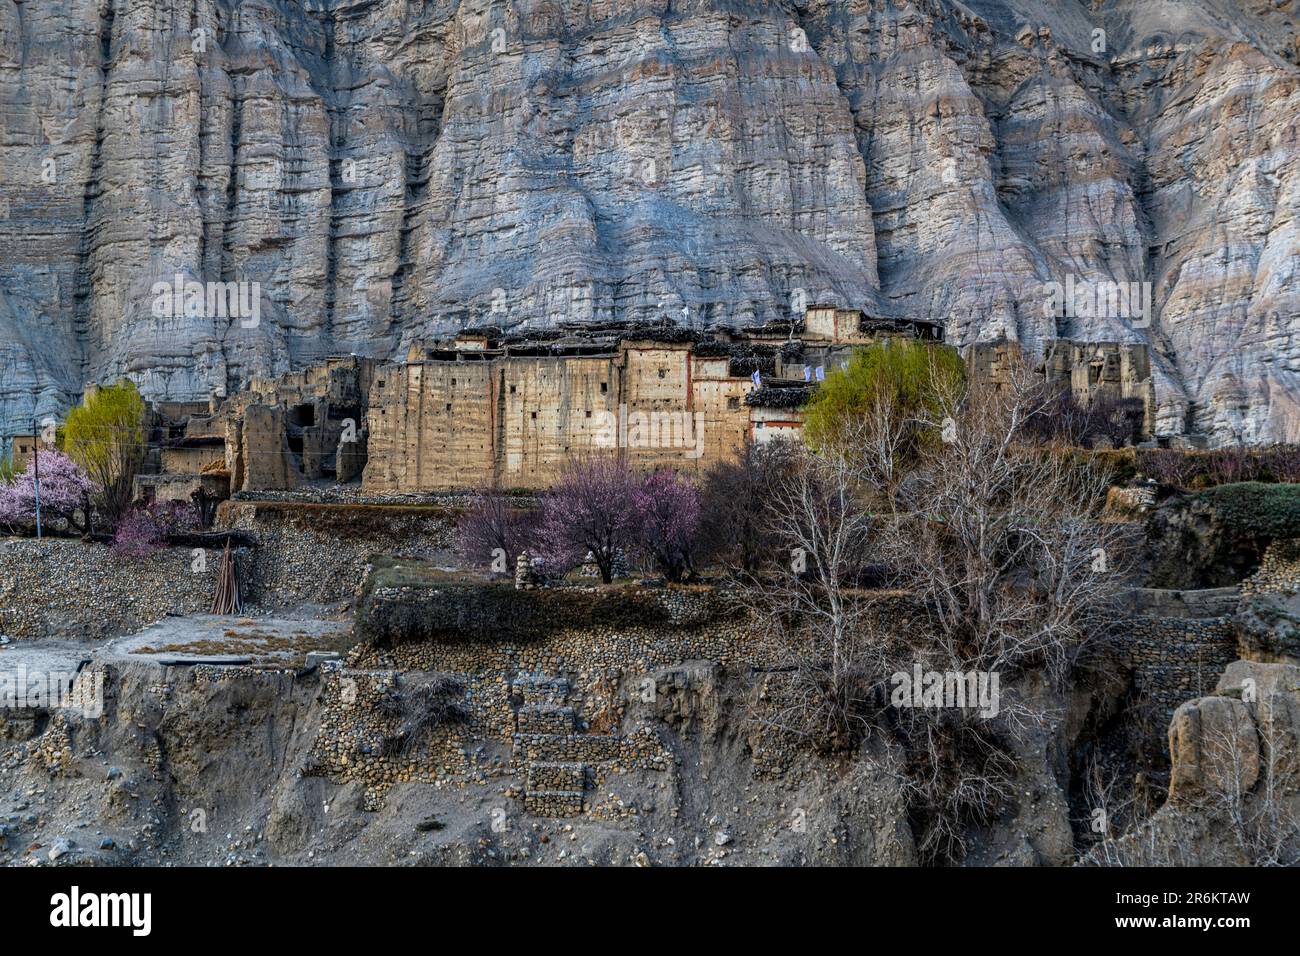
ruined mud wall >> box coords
[966,339,1157,436]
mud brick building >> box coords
[360,310,941,492]
[125,308,1155,496]
[965,338,1157,438]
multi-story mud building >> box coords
[129,308,1153,496]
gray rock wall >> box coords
[2,2,1299,446]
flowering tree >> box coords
[111,500,197,559]
[635,469,701,582]
[534,457,643,583]
[455,492,535,574]
[0,450,97,533]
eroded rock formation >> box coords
[1,0,1298,445]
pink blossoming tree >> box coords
[635,469,702,582]
[534,457,643,583]
[111,500,197,559]
[0,449,97,534]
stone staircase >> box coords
[511,673,619,816]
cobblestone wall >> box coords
[1114,588,1242,728]
[0,538,218,641]
[316,585,755,810]
[1120,616,1239,725]
[219,500,459,608]
[1241,538,1300,597]
[316,579,935,809]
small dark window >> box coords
[451,378,456,386]
[658,369,666,379]
[510,385,516,393]
[600,382,608,393]
[531,411,537,420]
[445,403,452,411]
[727,397,739,410]
[585,410,591,418]
[377,380,385,388]
[288,403,316,428]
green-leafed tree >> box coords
[803,338,965,490]
[63,380,147,529]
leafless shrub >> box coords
[1088,691,1300,866]
[888,709,1019,863]
[1075,741,1165,863]
[698,440,797,573]
[1019,385,1144,449]
[1261,444,1300,483]
[378,674,467,758]
[1205,445,1255,486]
[456,492,535,574]
[1082,807,1202,867]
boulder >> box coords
[1168,695,1258,803]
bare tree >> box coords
[739,352,1138,862]
[698,440,796,573]
[737,442,884,752]
[889,367,1136,696]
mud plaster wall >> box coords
[363,343,754,492]
[501,355,621,487]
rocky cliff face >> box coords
[1,0,1297,445]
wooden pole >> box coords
[31,419,42,539]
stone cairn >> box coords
[579,549,628,579]
[515,550,537,590]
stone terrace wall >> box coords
[341,576,929,801]
[332,583,755,808]
[219,500,458,608]
[1240,538,1300,597]
[0,539,219,641]
[1115,588,1241,729]
[1235,538,1300,663]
